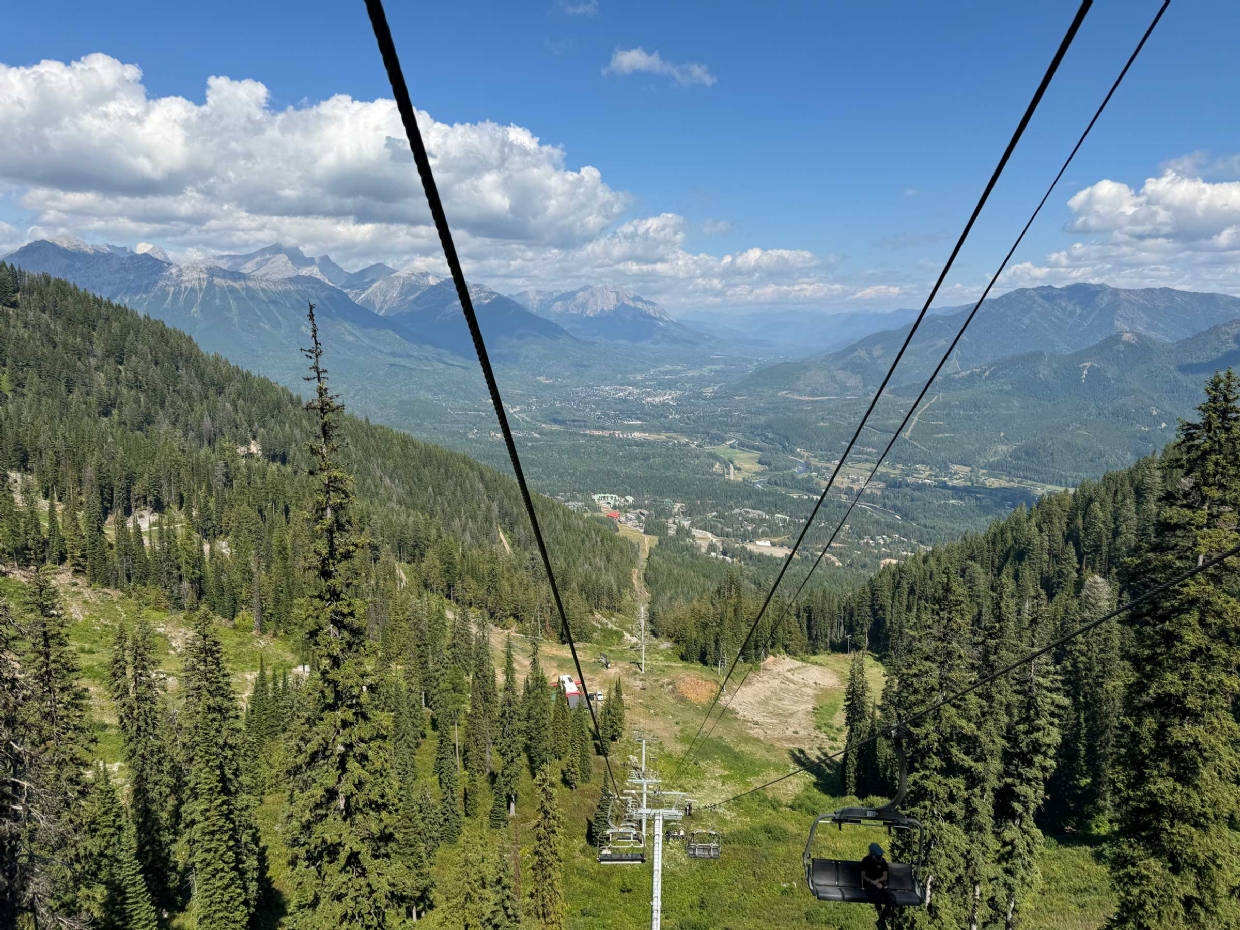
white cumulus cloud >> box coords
[0,53,893,312]
[0,53,627,257]
[603,48,716,87]
[999,161,1240,295]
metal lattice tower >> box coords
[621,736,689,930]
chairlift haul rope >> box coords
[363,0,621,796]
[673,0,1095,781]
[679,0,1171,774]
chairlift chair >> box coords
[803,734,931,908]
[686,830,722,860]
[664,825,686,843]
[597,826,646,865]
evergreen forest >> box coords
[2,262,1238,930]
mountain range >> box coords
[513,285,704,345]
[8,236,1240,490]
[2,238,701,358]
[736,284,1240,397]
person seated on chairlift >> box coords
[861,842,894,923]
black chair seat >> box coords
[598,852,645,864]
[808,859,924,906]
[688,845,721,859]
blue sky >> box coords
[2,0,1238,313]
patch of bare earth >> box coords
[676,676,715,706]
[726,655,840,748]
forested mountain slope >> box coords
[0,263,636,626]
[721,310,1240,487]
[665,369,1240,929]
[737,283,1240,397]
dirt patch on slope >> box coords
[676,676,716,706]
[726,655,840,748]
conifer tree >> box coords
[1110,370,1240,930]
[841,649,872,797]
[130,515,150,587]
[247,654,272,744]
[283,306,411,928]
[21,477,45,567]
[78,765,160,930]
[488,835,523,930]
[591,783,613,847]
[529,766,566,930]
[21,567,96,922]
[83,476,109,584]
[0,477,19,567]
[550,685,570,761]
[62,483,85,572]
[885,569,981,930]
[489,773,511,828]
[45,491,65,565]
[0,597,31,927]
[600,678,626,743]
[108,616,179,912]
[386,670,421,786]
[991,595,1064,930]
[1081,575,1121,826]
[435,719,463,842]
[0,263,16,307]
[464,772,483,818]
[566,701,592,788]
[396,786,435,923]
[464,627,496,779]
[496,636,524,817]
[451,606,474,674]
[447,821,494,930]
[181,609,260,930]
[523,640,551,774]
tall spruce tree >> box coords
[841,649,872,798]
[45,491,65,566]
[21,567,96,924]
[523,640,551,774]
[0,597,30,927]
[109,616,179,912]
[283,305,411,928]
[181,609,261,930]
[886,569,982,930]
[566,701,592,789]
[991,593,1065,930]
[1110,370,1240,930]
[550,685,570,761]
[435,714,463,843]
[591,783,613,848]
[78,765,160,930]
[464,625,496,780]
[496,636,524,817]
[529,766,566,930]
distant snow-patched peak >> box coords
[135,242,172,263]
[539,285,674,321]
[510,283,701,344]
[47,235,135,257]
[356,269,445,315]
[207,243,355,288]
[48,235,97,253]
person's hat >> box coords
[869,842,884,857]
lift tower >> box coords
[632,784,686,930]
